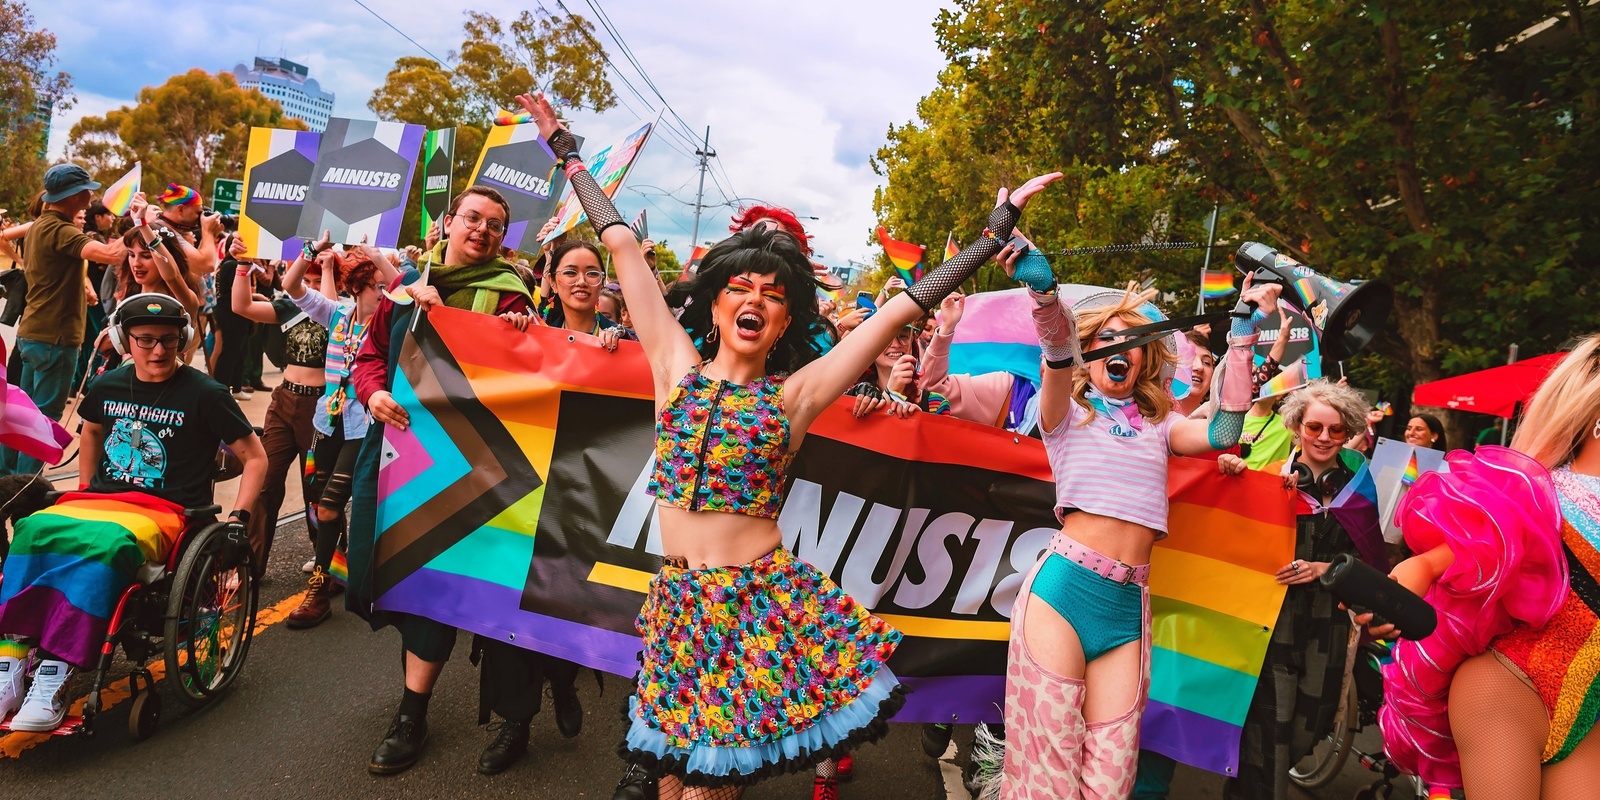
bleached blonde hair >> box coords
[1512,334,1600,470]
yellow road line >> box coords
[0,590,307,758]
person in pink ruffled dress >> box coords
[1369,334,1600,798]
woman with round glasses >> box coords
[1216,378,1377,799]
[539,239,631,350]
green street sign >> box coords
[212,178,244,216]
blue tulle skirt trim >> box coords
[619,666,905,787]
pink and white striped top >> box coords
[1041,400,1183,537]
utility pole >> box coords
[690,126,715,248]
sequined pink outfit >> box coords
[1379,446,1568,788]
[1001,546,1149,799]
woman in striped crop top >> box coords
[991,245,1280,799]
[515,92,1066,799]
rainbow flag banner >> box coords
[877,226,925,285]
[541,122,654,245]
[1257,355,1310,401]
[1201,269,1237,299]
[102,162,141,217]
[0,492,185,668]
[364,307,1293,775]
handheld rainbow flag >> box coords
[1377,400,1393,417]
[493,108,533,126]
[1201,269,1237,299]
[102,162,142,217]
[687,245,709,272]
[877,226,925,285]
[1257,356,1310,401]
[1401,451,1420,486]
[944,232,960,261]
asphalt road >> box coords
[0,364,1404,799]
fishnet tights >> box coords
[655,777,744,800]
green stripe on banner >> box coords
[10,518,144,573]
[429,523,537,590]
[1149,646,1260,726]
[1151,595,1272,676]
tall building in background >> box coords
[232,57,334,132]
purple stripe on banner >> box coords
[896,674,1005,724]
[319,183,395,192]
[293,131,321,164]
[479,175,548,198]
[377,124,425,248]
[375,568,643,676]
[1141,699,1243,776]
[247,198,306,205]
[502,219,530,251]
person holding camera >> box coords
[0,165,127,477]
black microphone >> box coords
[1319,553,1437,640]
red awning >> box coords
[1411,352,1566,418]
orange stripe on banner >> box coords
[433,308,654,398]
[456,362,564,429]
[1165,502,1296,575]
[1167,457,1297,527]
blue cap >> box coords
[41,164,101,204]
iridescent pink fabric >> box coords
[1380,445,1567,788]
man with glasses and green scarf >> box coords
[347,185,586,778]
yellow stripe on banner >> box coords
[1165,502,1295,576]
[1149,548,1286,629]
[500,419,557,476]
[874,613,1010,641]
[40,506,168,562]
[588,561,655,594]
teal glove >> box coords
[1014,250,1056,293]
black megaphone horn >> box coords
[1229,242,1393,367]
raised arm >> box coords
[1169,277,1279,455]
[519,93,700,395]
[785,175,1061,434]
[230,257,277,324]
[281,231,329,300]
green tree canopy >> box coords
[65,69,305,194]
[368,7,616,252]
[0,0,72,214]
[875,1,1600,441]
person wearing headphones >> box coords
[0,293,265,732]
[1216,378,1375,799]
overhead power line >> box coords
[349,0,451,66]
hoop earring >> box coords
[706,321,719,344]
[1592,417,1600,440]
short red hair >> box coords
[729,205,812,255]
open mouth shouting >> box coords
[735,309,766,340]
[1105,354,1132,383]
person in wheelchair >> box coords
[0,293,265,732]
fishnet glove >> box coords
[548,128,626,236]
[906,201,1021,312]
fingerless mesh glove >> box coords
[906,201,1021,312]
[548,129,626,236]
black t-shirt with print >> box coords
[80,364,254,509]
[272,296,328,369]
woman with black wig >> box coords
[512,94,1061,800]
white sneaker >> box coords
[0,656,26,721]
[10,659,72,732]
[302,559,316,574]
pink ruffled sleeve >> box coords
[1379,445,1567,788]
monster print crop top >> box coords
[648,365,793,519]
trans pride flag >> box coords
[876,226,924,285]
[368,308,1294,775]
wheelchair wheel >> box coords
[163,522,258,709]
[128,690,160,741]
[1290,672,1357,789]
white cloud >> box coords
[48,91,125,160]
[35,0,954,264]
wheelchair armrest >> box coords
[186,504,223,521]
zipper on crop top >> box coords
[687,379,729,510]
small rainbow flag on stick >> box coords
[877,226,925,285]
[493,108,533,126]
[1400,451,1420,486]
[1201,269,1237,299]
[944,232,960,261]
[102,162,141,216]
[1257,356,1310,401]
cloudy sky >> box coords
[34,0,954,265]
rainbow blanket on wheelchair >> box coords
[0,492,185,668]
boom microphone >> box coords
[1319,553,1437,640]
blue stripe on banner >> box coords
[1148,646,1260,726]
[948,342,1043,385]
[375,366,473,532]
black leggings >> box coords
[212,313,253,391]
[307,422,360,572]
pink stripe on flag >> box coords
[0,384,72,464]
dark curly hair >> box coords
[336,249,380,294]
[666,226,824,374]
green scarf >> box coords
[419,240,532,314]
